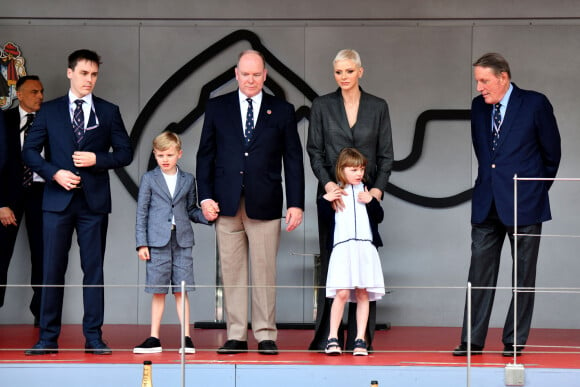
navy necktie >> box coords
[22,113,35,187]
[492,102,502,151]
[73,99,85,143]
[244,98,254,145]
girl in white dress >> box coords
[320,148,385,356]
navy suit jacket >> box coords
[22,95,133,214]
[196,90,304,220]
[471,83,561,226]
[0,107,27,209]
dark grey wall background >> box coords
[2,2,580,333]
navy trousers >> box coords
[39,190,108,344]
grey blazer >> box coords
[307,88,394,192]
[136,166,208,249]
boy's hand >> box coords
[201,199,220,221]
[138,246,150,261]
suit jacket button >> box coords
[491,164,496,168]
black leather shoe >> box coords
[502,345,523,357]
[452,343,483,356]
[258,340,278,355]
[217,340,248,354]
[25,341,58,355]
[85,339,112,355]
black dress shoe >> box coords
[85,339,112,355]
[258,340,278,355]
[502,345,523,357]
[217,340,248,354]
[452,343,484,356]
[25,340,58,355]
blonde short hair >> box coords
[152,131,182,151]
[333,49,362,68]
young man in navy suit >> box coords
[453,53,561,357]
[0,75,45,325]
[196,50,305,355]
[23,49,133,355]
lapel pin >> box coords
[267,109,272,115]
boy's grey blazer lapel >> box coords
[172,169,188,201]
[152,167,171,199]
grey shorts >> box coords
[145,231,195,294]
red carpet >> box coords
[2,325,579,368]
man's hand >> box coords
[53,169,82,190]
[137,246,150,261]
[0,207,17,227]
[285,207,303,232]
[201,199,220,221]
[72,151,96,168]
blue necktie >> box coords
[244,98,254,145]
[492,103,502,151]
[73,99,85,144]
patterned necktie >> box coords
[22,113,35,187]
[244,98,254,145]
[73,99,85,143]
[492,102,502,151]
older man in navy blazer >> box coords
[196,50,304,355]
[23,49,133,355]
[0,76,45,325]
[453,53,561,357]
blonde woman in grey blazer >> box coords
[307,49,394,352]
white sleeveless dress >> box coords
[325,183,385,302]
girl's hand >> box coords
[357,186,372,204]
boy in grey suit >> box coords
[134,131,209,354]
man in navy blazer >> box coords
[453,53,561,357]
[196,50,304,355]
[22,49,133,355]
[0,76,45,325]
[0,109,6,173]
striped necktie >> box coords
[22,113,35,187]
[73,99,85,143]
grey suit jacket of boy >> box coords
[136,166,208,249]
